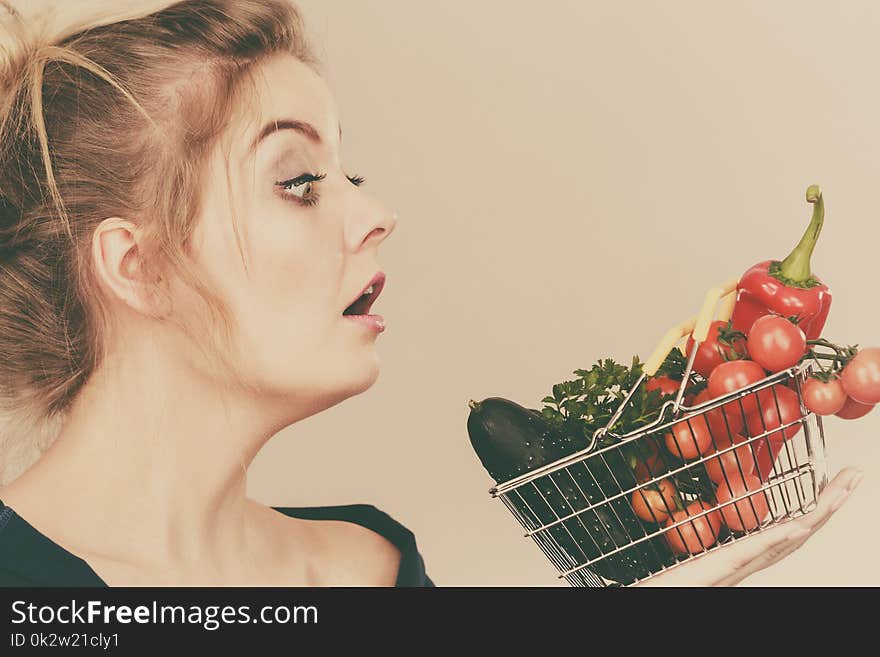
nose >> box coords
[350,193,398,251]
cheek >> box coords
[233,220,343,360]
[188,200,371,399]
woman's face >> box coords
[188,54,397,418]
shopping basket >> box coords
[489,278,829,587]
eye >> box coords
[276,172,327,206]
[346,173,366,187]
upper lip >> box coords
[343,271,386,314]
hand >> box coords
[634,466,863,587]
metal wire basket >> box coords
[489,280,829,587]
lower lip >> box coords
[344,314,386,333]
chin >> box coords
[313,352,382,409]
[306,371,377,418]
[348,353,381,395]
[268,363,381,423]
[264,337,385,413]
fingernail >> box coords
[849,471,865,492]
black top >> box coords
[0,500,433,587]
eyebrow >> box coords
[249,118,343,153]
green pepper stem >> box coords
[779,185,824,283]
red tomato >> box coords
[716,473,771,532]
[746,315,807,373]
[707,360,767,416]
[704,433,755,484]
[745,385,802,443]
[664,418,714,460]
[835,396,875,420]
[802,378,847,416]
[841,347,880,405]
[631,479,679,524]
[645,375,681,397]
[693,389,745,439]
[685,321,748,378]
[664,501,722,554]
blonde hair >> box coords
[0,0,315,484]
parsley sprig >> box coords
[539,352,716,500]
[540,355,674,445]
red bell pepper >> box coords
[730,185,832,340]
[752,435,785,482]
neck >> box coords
[10,329,307,567]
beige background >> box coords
[9,1,877,586]
[246,0,880,586]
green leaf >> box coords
[539,354,683,450]
[541,407,556,419]
[656,347,687,380]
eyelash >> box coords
[275,172,367,207]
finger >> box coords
[815,467,863,508]
[740,466,860,549]
[715,468,863,584]
[718,536,808,585]
[786,467,863,534]
[665,516,810,587]
[660,504,814,586]
[639,467,864,587]
[712,523,811,585]
[714,526,811,585]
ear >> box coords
[91,218,168,318]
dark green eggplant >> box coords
[467,397,585,482]
[468,397,676,585]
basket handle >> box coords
[643,277,739,377]
[593,277,740,444]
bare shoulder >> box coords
[255,502,402,587]
[316,517,402,586]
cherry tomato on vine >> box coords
[645,375,681,397]
[664,418,714,460]
[802,377,847,416]
[685,320,748,378]
[716,473,771,532]
[664,501,722,554]
[704,433,755,484]
[746,315,807,373]
[692,388,745,438]
[835,396,875,420]
[631,478,679,524]
[707,360,767,416]
[840,347,880,405]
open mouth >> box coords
[343,272,385,317]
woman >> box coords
[0,0,861,587]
